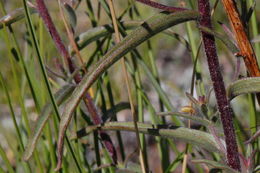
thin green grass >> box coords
[0,0,259,172]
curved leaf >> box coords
[74,21,190,51]
[192,159,239,173]
[23,84,75,161]
[103,102,131,121]
[0,7,37,29]
[56,10,200,164]
[227,77,260,100]
[74,122,224,153]
[75,22,238,55]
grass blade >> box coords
[192,159,239,173]
[74,122,224,153]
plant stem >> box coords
[221,0,260,105]
[136,0,187,12]
[35,0,116,170]
[198,0,241,171]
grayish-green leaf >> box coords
[0,7,37,29]
[192,159,239,173]
[74,122,224,153]
[74,21,190,51]
[23,84,75,161]
[157,112,212,126]
[56,11,200,162]
[227,77,260,100]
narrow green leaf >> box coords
[0,7,37,29]
[227,77,260,100]
[136,59,177,117]
[103,102,131,121]
[23,84,75,161]
[74,122,224,153]
[0,144,15,173]
[165,152,184,173]
[57,10,200,161]
[192,159,239,173]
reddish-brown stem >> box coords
[136,0,187,12]
[198,0,241,171]
[35,0,117,169]
[221,0,260,77]
[220,0,260,105]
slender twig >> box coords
[198,0,241,170]
[136,0,187,12]
[34,0,117,170]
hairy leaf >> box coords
[56,10,200,165]
[0,7,37,29]
[23,84,75,161]
[192,159,239,173]
[74,21,190,51]
[227,77,260,100]
[74,122,224,152]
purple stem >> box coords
[35,0,117,168]
[136,0,187,12]
[198,0,241,171]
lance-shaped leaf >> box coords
[73,122,224,153]
[23,84,75,161]
[75,23,238,59]
[74,21,190,51]
[56,10,200,165]
[227,77,260,100]
[192,159,239,173]
[0,7,37,29]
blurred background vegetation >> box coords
[0,0,259,172]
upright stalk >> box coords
[198,0,241,170]
[34,0,117,170]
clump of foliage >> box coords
[0,0,259,172]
